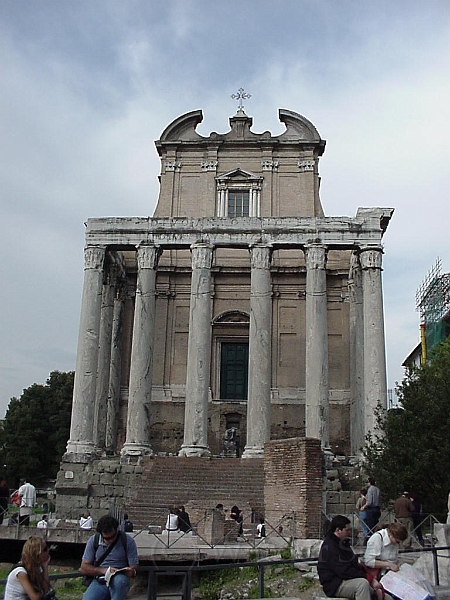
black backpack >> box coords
[124,519,133,532]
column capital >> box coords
[190,243,213,269]
[304,244,328,269]
[84,246,106,270]
[359,246,383,270]
[136,244,162,270]
[249,244,272,269]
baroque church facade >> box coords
[65,107,393,464]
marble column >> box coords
[305,244,329,447]
[105,280,125,453]
[360,246,387,436]
[65,245,106,459]
[121,245,160,457]
[348,252,365,455]
[94,264,116,451]
[243,244,272,458]
[179,243,213,457]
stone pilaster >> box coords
[65,246,106,460]
[305,244,329,447]
[105,280,125,453]
[121,245,160,457]
[94,264,115,451]
[349,252,364,455]
[243,244,272,458]
[179,244,213,457]
[360,246,387,436]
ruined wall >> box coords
[264,437,323,538]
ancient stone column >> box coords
[93,264,115,451]
[349,252,365,455]
[179,243,213,457]
[243,244,272,458]
[121,245,160,457]
[65,245,106,459]
[105,280,125,453]
[305,244,329,447]
[360,246,387,436]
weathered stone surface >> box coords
[59,109,393,528]
[293,539,322,559]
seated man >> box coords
[80,514,139,600]
[318,515,372,600]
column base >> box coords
[242,446,264,459]
[178,445,210,457]
[120,443,153,458]
[64,441,99,463]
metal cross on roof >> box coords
[231,87,251,111]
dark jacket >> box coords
[318,532,364,597]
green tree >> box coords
[0,371,74,487]
[364,337,450,518]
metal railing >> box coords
[347,509,443,549]
[1,545,449,600]
[135,509,294,549]
[127,545,450,600]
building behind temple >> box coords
[56,107,393,523]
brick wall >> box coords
[127,456,265,530]
[56,442,330,539]
[264,437,323,538]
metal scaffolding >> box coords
[415,258,450,361]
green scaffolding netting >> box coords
[425,319,450,353]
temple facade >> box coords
[65,107,393,464]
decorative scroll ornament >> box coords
[298,160,315,172]
[261,160,279,171]
[250,244,272,269]
[305,244,328,269]
[165,161,182,171]
[360,246,383,270]
[191,244,213,269]
[136,245,162,270]
[84,246,106,270]
[201,160,218,171]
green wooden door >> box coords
[220,342,249,400]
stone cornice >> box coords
[85,208,393,250]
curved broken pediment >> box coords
[159,110,204,142]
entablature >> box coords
[85,208,393,251]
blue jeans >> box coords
[82,574,130,600]
[365,507,381,534]
[359,510,369,537]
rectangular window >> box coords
[220,342,249,400]
[227,190,250,217]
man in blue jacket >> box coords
[318,515,371,600]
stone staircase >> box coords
[124,456,265,530]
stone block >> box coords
[99,473,115,485]
[340,491,356,504]
[327,491,341,504]
[292,538,322,559]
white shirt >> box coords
[18,483,36,508]
[5,566,28,600]
[165,513,178,531]
[364,528,399,570]
[80,516,93,529]
[37,519,48,528]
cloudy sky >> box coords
[1,0,449,417]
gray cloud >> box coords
[1,0,449,415]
